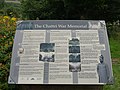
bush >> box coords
[107,23,120,40]
[0,16,16,90]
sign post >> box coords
[8,20,113,89]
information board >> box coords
[8,20,113,84]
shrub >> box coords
[0,16,16,90]
[107,23,120,40]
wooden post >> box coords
[18,85,103,90]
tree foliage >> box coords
[21,0,120,22]
[0,1,21,17]
[21,0,65,19]
[106,0,120,22]
[0,0,5,9]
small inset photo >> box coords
[69,46,80,53]
[69,63,81,72]
[69,38,80,45]
[39,52,55,62]
[69,53,81,62]
[40,43,55,52]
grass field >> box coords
[109,38,120,58]
[104,62,120,90]
[103,38,120,90]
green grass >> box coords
[109,38,120,58]
[104,63,120,90]
[103,38,120,90]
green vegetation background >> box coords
[0,0,120,90]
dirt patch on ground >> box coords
[112,58,120,64]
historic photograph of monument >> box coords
[69,53,81,62]
[39,43,55,62]
[69,63,81,72]
[69,38,80,45]
[40,43,55,52]
[39,53,54,62]
[69,46,80,53]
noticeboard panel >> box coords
[8,20,114,84]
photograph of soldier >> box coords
[97,55,110,83]
[40,43,55,52]
[69,53,81,62]
[69,46,80,53]
[69,38,79,45]
[69,63,81,72]
[39,53,54,62]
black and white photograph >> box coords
[39,53,55,62]
[40,43,55,52]
[69,38,80,45]
[69,53,81,62]
[97,55,110,83]
[69,63,81,72]
[69,46,80,53]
